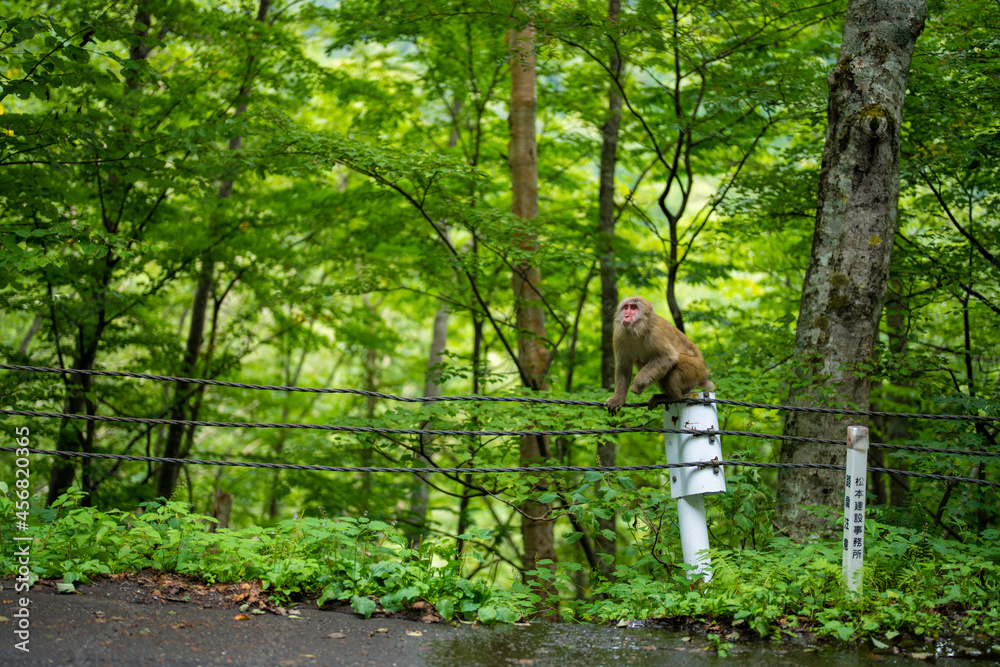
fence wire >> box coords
[2,446,998,488]
[2,408,998,460]
[3,364,998,422]
[3,366,998,490]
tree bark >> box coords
[46,347,96,506]
[406,300,450,545]
[209,487,233,532]
[508,19,557,610]
[599,0,623,391]
[776,0,927,539]
[596,0,623,582]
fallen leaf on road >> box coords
[233,614,250,621]
[326,632,346,639]
[406,630,423,637]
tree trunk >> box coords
[406,300,450,545]
[46,349,95,506]
[156,0,271,499]
[776,0,927,539]
[46,1,157,506]
[599,0,623,391]
[509,19,557,610]
[209,487,233,532]
[595,0,623,582]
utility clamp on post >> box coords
[664,391,727,582]
[843,425,869,593]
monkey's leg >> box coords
[647,393,672,409]
[630,355,677,395]
[663,367,695,401]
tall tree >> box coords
[777,0,928,538]
[595,0,623,581]
[45,4,158,506]
[508,17,557,607]
[157,0,271,499]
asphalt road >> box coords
[2,576,988,666]
[0,577,464,666]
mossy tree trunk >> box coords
[776,0,927,539]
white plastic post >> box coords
[842,425,869,593]
[664,391,726,581]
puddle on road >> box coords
[425,621,991,667]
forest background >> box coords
[1,0,998,642]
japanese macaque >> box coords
[604,296,715,414]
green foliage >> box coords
[0,489,536,622]
[573,524,1000,643]
[0,0,998,648]
[4,485,1000,641]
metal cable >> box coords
[0,408,849,446]
[867,441,1000,458]
[3,364,997,422]
[3,446,998,488]
[3,408,998,459]
[0,445,714,473]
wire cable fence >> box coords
[3,364,999,422]
[2,408,998,461]
[2,365,997,490]
[2,446,998,489]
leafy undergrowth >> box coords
[0,488,532,624]
[2,488,999,648]
[582,529,1000,648]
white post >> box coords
[842,425,869,593]
[664,391,726,581]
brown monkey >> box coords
[604,296,715,414]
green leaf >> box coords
[435,599,454,620]
[351,595,377,618]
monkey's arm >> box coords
[604,362,634,415]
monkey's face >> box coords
[620,300,641,327]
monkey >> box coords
[604,296,715,414]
